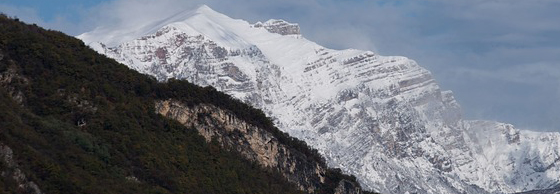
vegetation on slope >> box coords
[0,15,375,194]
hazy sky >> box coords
[2,0,560,132]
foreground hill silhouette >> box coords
[0,15,374,194]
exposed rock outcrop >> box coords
[253,19,301,36]
[0,59,28,105]
[155,99,364,194]
[1,143,43,194]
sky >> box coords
[1,0,560,132]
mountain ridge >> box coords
[79,5,560,194]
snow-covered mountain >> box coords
[78,5,560,194]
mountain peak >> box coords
[77,5,228,47]
[194,4,215,14]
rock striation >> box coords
[253,19,301,36]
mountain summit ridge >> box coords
[79,5,560,194]
[79,4,222,47]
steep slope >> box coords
[79,5,560,194]
[0,15,372,194]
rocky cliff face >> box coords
[79,5,560,194]
[1,143,43,194]
[252,19,301,36]
[0,60,28,105]
[155,99,365,194]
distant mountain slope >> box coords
[0,15,372,194]
[79,5,560,194]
